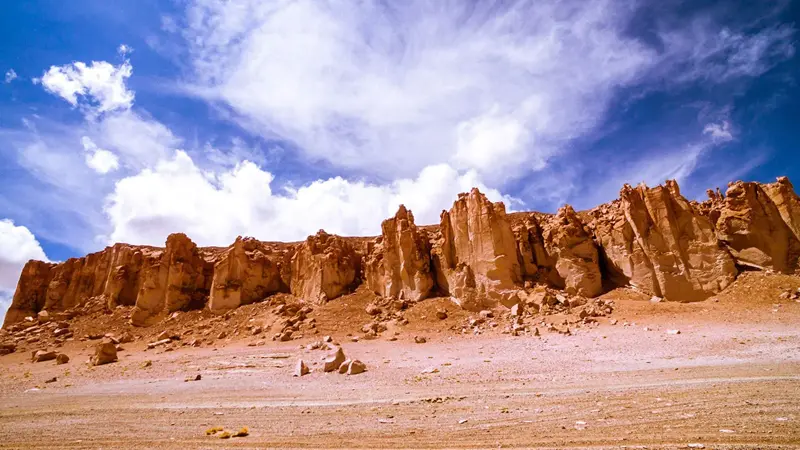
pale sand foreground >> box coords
[1,287,800,449]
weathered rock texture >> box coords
[4,177,799,328]
[365,205,434,301]
[290,231,359,304]
[587,180,737,302]
[208,237,290,313]
[432,188,521,310]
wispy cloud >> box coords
[4,69,17,83]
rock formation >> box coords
[4,177,799,328]
[432,188,521,310]
[707,179,800,273]
[587,180,737,302]
[364,205,434,301]
[208,237,289,313]
[290,231,359,304]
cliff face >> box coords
[4,177,799,328]
[364,205,434,301]
[587,180,737,302]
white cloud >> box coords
[703,120,735,143]
[81,136,119,174]
[38,58,134,114]
[117,44,133,56]
[105,150,510,247]
[183,0,656,183]
[4,69,17,83]
[90,109,179,169]
[0,219,49,323]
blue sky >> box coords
[0,0,798,319]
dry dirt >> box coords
[1,272,800,449]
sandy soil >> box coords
[1,272,800,449]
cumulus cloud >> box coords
[4,69,17,83]
[105,150,510,247]
[38,58,134,114]
[0,219,49,322]
[81,136,119,174]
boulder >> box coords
[346,360,366,375]
[323,347,346,372]
[91,340,118,366]
[56,353,70,365]
[365,205,434,301]
[290,231,359,303]
[31,350,57,363]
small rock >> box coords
[295,359,310,377]
[610,319,618,325]
[185,374,202,382]
[338,359,352,374]
[458,419,468,424]
[44,376,58,383]
[323,335,332,343]
[157,331,170,341]
[510,303,521,317]
[142,360,153,368]
[436,310,448,320]
[37,310,50,324]
[217,331,227,340]
[31,350,57,363]
[147,339,172,349]
[650,296,662,303]
[365,304,382,315]
[686,444,705,449]
[479,310,494,319]
[55,353,69,365]
[347,360,366,375]
[414,336,427,344]
[280,331,293,342]
[719,429,735,433]
[90,340,118,366]
[251,326,262,335]
[233,426,249,437]
[666,329,681,335]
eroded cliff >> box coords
[4,177,799,328]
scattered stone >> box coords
[233,427,249,437]
[458,419,468,424]
[37,310,50,323]
[119,332,134,343]
[44,377,57,383]
[365,304,382,315]
[147,339,172,349]
[666,329,681,335]
[610,319,618,325]
[347,360,366,375]
[479,310,494,319]
[280,331,293,342]
[206,426,224,435]
[31,350,57,363]
[323,335,332,343]
[719,429,735,433]
[185,374,202,382]
[142,360,152,368]
[687,444,705,449]
[90,340,118,366]
[510,303,521,317]
[0,342,17,356]
[436,310,448,320]
[421,367,440,374]
[217,331,227,340]
[650,296,662,303]
[56,353,69,365]
[323,347,346,372]
[295,359,310,377]
[251,326,262,335]
[218,431,232,439]
[157,331,171,341]
[338,359,352,374]
[414,336,427,344]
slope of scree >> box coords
[4,177,800,328]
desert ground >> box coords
[1,272,800,449]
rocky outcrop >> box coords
[432,188,521,310]
[539,206,603,297]
[4,177,799,328]
[3,261,55,326]
[365,205,433,301]
[208,237,289,313]
[712,180,800,273]
[290,231,359,304]
[588,180,737,302]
